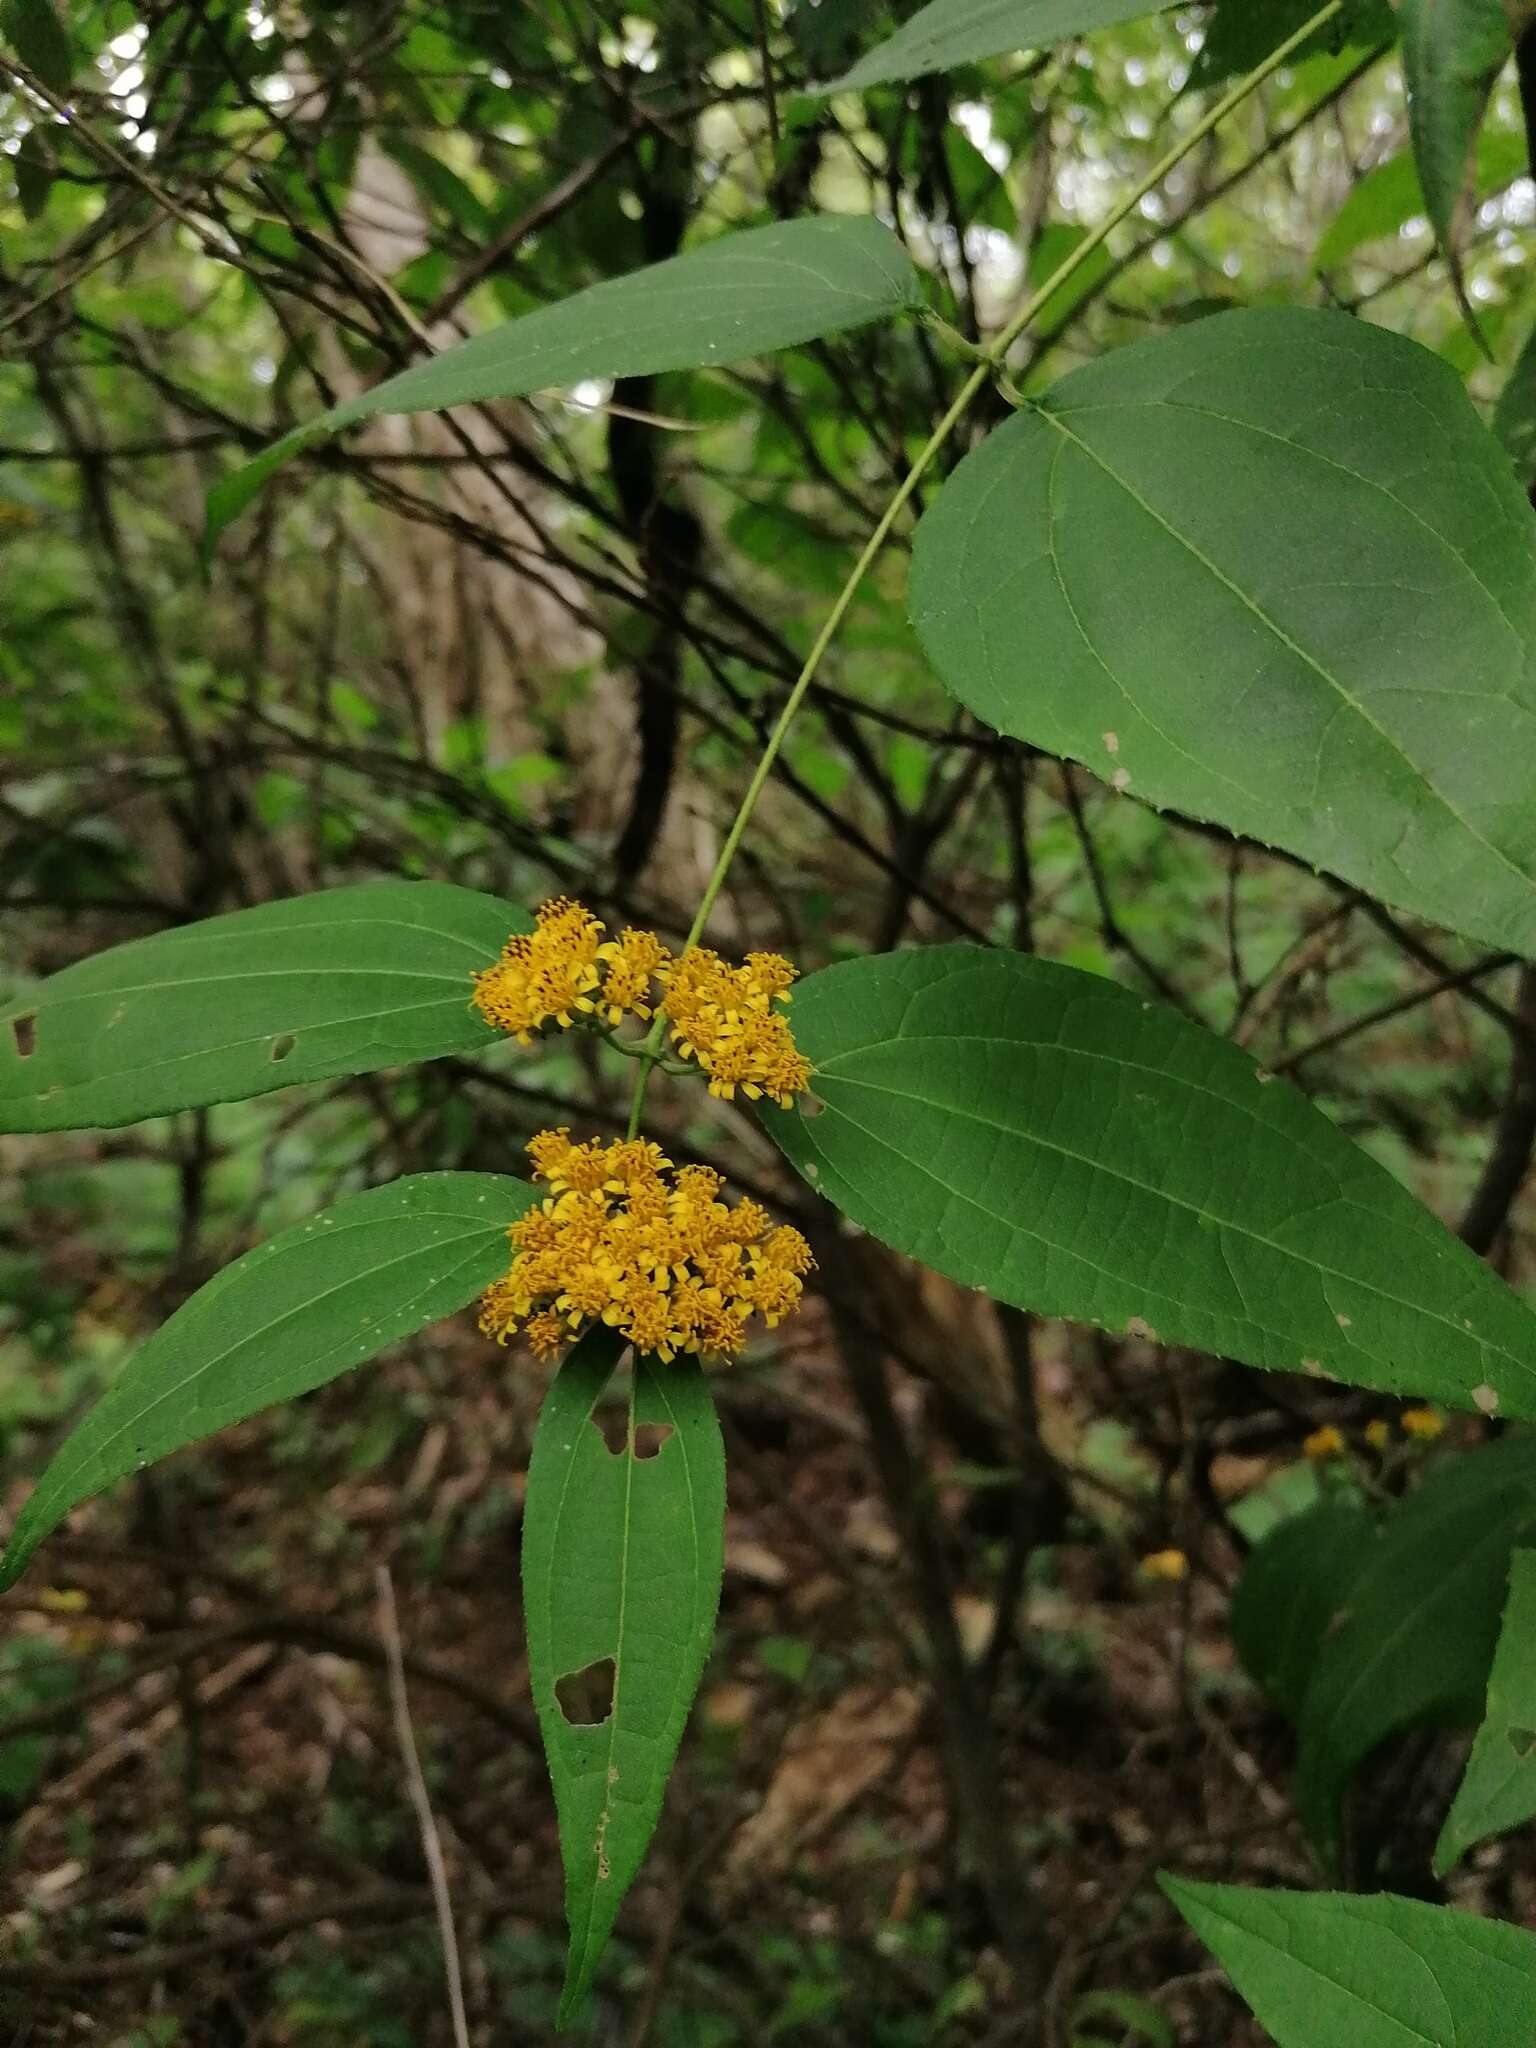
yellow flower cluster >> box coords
[658,945,811,1107]
[470,899,810,1107]
[479,1130,814,1363]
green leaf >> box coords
[1435,1547,1536,1874]
[0,0,72,93]
[1069,1990,1174,2048]
[0,1173,532,1591]
[1192,0,1394,91]
[523,1331,726,2022]
[1400,0,1533,273]
[1494,321,1536,489]
[11,125,51,218]
[910,307,1536,956]
[1231,1497,1376,1720]
[818,0,1173,90]
[1296,1436,1536,1864]
[204,216,920,553]
[0,882,529,1132]
[1314,126,1523,271]
[765,947,1536,1416]
[1162,1875,1536,2047]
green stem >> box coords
[625,0,1341,1140]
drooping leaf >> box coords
[522,1331,726,2022]
[910,307,1536,956]
[817,0,1173,92]
[1231,1497,1376,1720]
[11,125,51,217]
[1494,321,1536,488]
[0,1173,533,1591]
[1314,126,1524,271]
[765,947,1536,1417]
[0,882,529,1132]
[1399,0,1534,276]
[1163,1875,1536,2048]
[205,216,920,551]
[1435,1547,1536,1874]
[1,0,73,93]
[1296,1436,1536,1864]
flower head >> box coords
[1401,1406,1445,1442]
[1363,1418,1391,1452]
[1303,1425,1345,1462]
[595,929,671,1025]
[1140,1548,1189,1583]
[479,1130,813,1363]
[471,898,603,1043]
[658,946,812,1107]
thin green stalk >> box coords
[626,0,1341,1138]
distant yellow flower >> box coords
[471,897,603,1043]
[1303,1425,1346,1462]
[1401,1406,1445,1442]
[1141,1548,1189,1583]
[1364,1419,1391,1452]
[659,946,812,1107]
[479,1132,813,1363]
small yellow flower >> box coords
[658,945,812,1107]
[595,929,671,1025]
[479,1131,814,1364]
[1140,1548,1189,1583]
[471,898,603,1043]
[1401,1406,1445,1442]
[1303,1425,1346,1462]
[1364,1418,1392,1452]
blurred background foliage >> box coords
[4,1,1536,2040]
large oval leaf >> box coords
[522,1330,725,2022]
[766,947,1536,1415]
[1295,1435,1536,1864]
[819,0,1172,92]
[910,307,1536,956]
[1163,1876,1536,2048]
[0,1172,533,1590]
[1435,1547,1536,1875]
[1231,1497,1376,1721]
[206,216,919,550]
[0,882,528,1133]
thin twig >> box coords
[374,1565,472,2048]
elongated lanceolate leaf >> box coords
[766,947,1536,1416]
[1231,1497,1375,1720]
[1436,1548,1536,1874]
[0,882,529,1132]
[1163,1876,1536,2048]
[0,1173,533,1590]
[910,307,1536,956]
[205,216,919,550]
[819,0,1172,91]
[1400,0,1533,269]
[1296,1436,1536,1864]
[523,1331,725,2021]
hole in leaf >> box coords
[555,1657,615,1726]
[10,1012,37,1059]
[589,1413,673,1460]
[1509,1726,1536,1760]
[270,1032,297,1063]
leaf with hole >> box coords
[1399,0,1535,285]
[911,307,1536,956]
[1163,1875,1536,2047]
[1231,1496,1375,1720]
[765,947,1536,1418]
[0,882,529,1132]
[1436,1548,1536,1873]
[1295,1436,1536,1865]
[522,1329,726,2022]
[204,215,920,552]
[816,0,1174,91]
[0,1173,533,1591]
